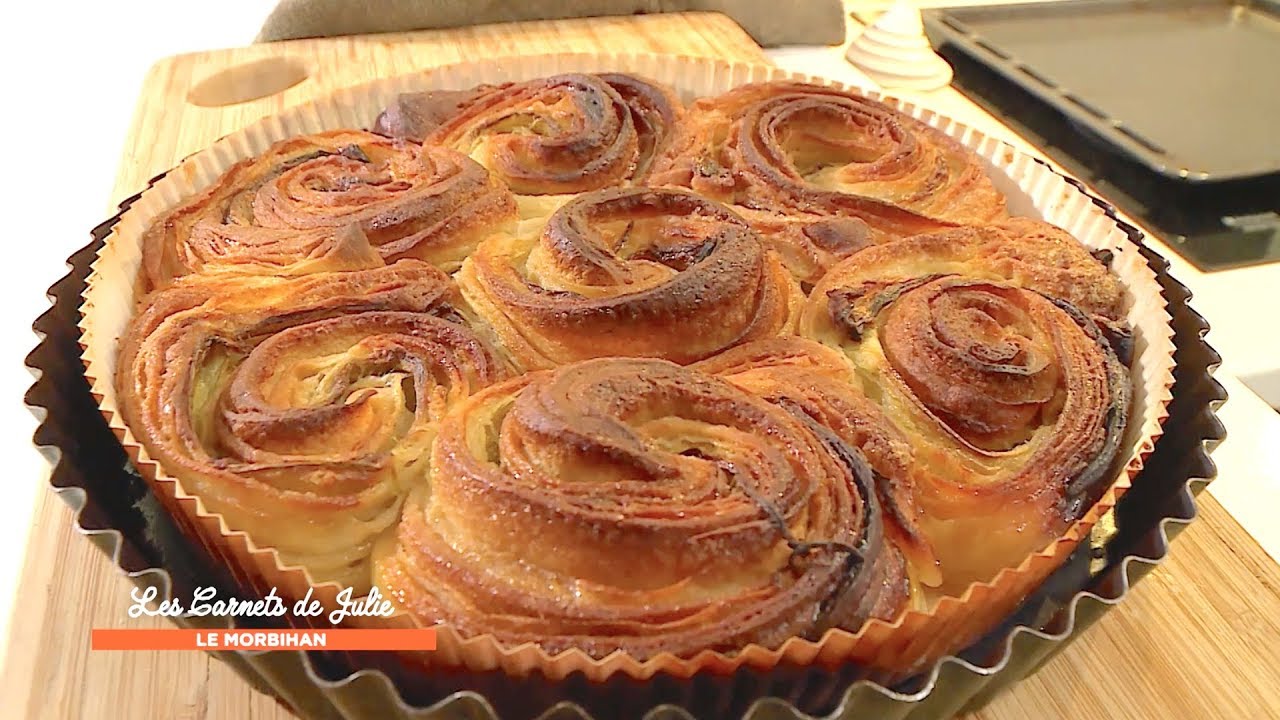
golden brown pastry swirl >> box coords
[798,227,1131,589]
[374,73,682,198]
[806,218,1128,323]
[116,262,510,589]
[648,82,1008,283]
[457,187,803,369]
[692,337,940,588]
[374,358,909,659]
[141,130,517,290]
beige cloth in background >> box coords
[256,0,846,47]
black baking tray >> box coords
[923,0,1280,272]
[25,170,1226,719]
[923,0,1280,182]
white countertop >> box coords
[1,0,1277,683]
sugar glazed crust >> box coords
[113,75,1133,672]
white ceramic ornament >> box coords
[845,0,954,91]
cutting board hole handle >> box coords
[188,58,310,107]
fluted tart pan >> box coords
[36,53,1220,718]
[79,53,1175,682]
[27,168,1223,718]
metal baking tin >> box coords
[26,166,1225,719]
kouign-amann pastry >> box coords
[457,186,803,369]
[373,358,908,658]
[116,262,511,589]
[648,82,1008,283]
[374,73,682,217]
[140,130,517,290]
[798,223,1131,589]
[106,74,1148,677]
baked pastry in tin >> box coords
[103,74,1147,680]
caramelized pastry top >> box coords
[798,234,1131,588]
[692,337,940,587]
[648,81,1008,282]
[802,218,1128,324]
[374,357,908,658]
[375,73,682,197]
[457,186,802,369]
[140,130,517,290]
[116,262,510,588]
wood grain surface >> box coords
[106,11,766,208]
[7,10,1280,720]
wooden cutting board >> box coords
[8,10,1280,720]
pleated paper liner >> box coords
[77,52,1176,683]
